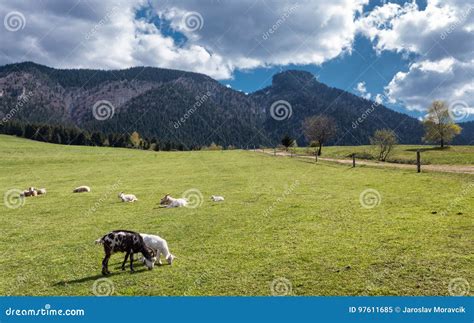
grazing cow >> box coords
[20,187,42,197]
[159,194,188,208]
[95,230,156,275]
[73,186,91,193]
[140,233,176,265]
[20,187,35,197]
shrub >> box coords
[205,142,223,150]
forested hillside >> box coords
[0,62,472,147]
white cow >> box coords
[159,194,188,208]
[119,192,138,202]
[140,233,175,265]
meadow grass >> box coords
[0,135,472,296]
[292,145,474,165]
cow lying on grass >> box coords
[159,194,188,208]
[95,230,156,275]
[118,192,138,202]
[73,186,90,193]
[20,187,46,197]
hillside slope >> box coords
[251,70,425,145]
[0,62,472,146]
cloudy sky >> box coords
[0,0,472,120]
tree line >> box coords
[281,100,463,161]
[1,101,463,157]
[0,121,197,151]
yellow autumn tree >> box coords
[422,101,462,148]
[129,131,142,148]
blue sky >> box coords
[0,0,472,121]
[132,0,470,120]
[221,0,425,98]
[223,35,410,107]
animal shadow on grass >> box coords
[405,147,449,152]
[53,262,149,286]
[152,203,176,210]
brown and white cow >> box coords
[95,230,156,275]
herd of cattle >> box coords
[18,184,224,275]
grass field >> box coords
[0,135,472,296]
[292,145,474,165]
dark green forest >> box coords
[0,62,472,148]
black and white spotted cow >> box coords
[95,230,156,275]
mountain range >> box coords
[0,62,472,147]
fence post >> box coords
[315,149,318,162]
[417,150,421,173]
[352,154,356,167]
[274,147,276,156]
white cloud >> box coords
[386,57,474,111]
[0,0,368,80]
[358,0,474,115]
[355,81,371,99]
[0,0,471,121]
[152,0,368,71]
[374,93,384,104]
[0,0,234,78]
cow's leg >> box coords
[129,252,135,272]
[156,250,163,265]
[102,248,111,275]
[122,252,130,271]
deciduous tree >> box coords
[370,129,398,161]
[422,101,462,148]
[302,115,337,156]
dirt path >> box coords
[255,149,474,175]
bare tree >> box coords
[302,115,337,156]
[281,134,294,151]
[370,129,398,161]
